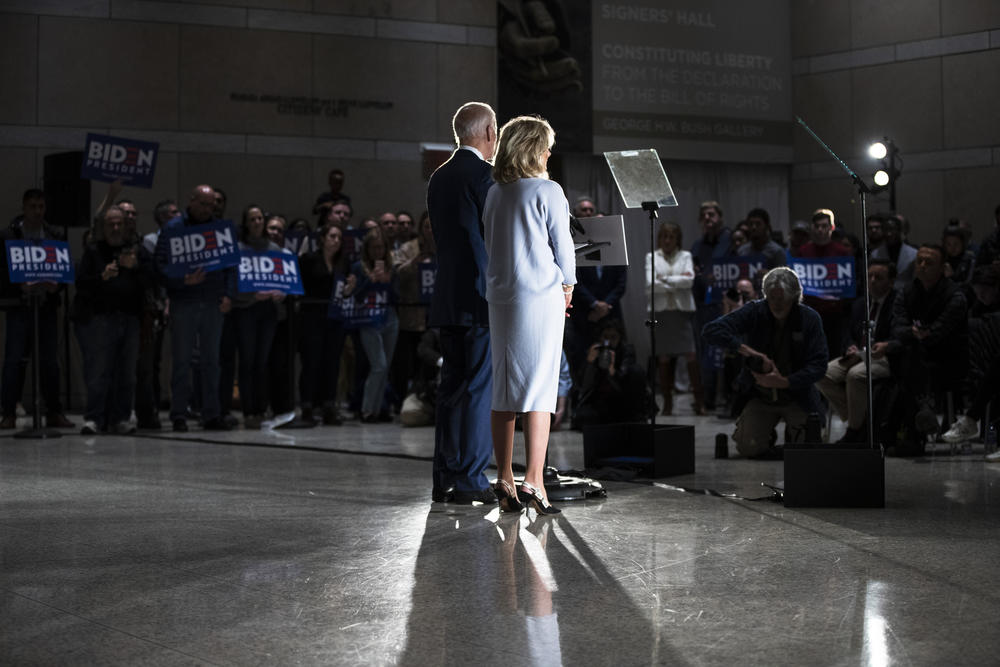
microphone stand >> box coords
[795,116,879,454]
[15,292,62,439]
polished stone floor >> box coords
[2,407,999,666]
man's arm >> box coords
[786,309,829,388]
[920,288,967,348]
[701,303,755,351]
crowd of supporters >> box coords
[2,172,998,459]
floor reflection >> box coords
[399,507,684,666]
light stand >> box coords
[14,293,62,439]
[642,201,659,426]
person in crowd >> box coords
[816,260,898,443]
[343,228,398,423]
[788,220,811,257]
[396,210,416,242]
[572,319,647,428]
[0,189,73,428]
[426,101,497,505]
[232,205,284,428]
[573,196,596,218]
[261,213,297,419]
[567,236,627,372]
[74,205,152,434]
[690,200,732,411]
[942,308,1000,456]
[154,184,234,432]
[866,213,885,256]
[391,211,435,413]
[325,198,353,230]
[968,265,1000,319]
[954,218,977,257]
[942,224,975,283]
[730,227,748,253]
[135,198,178,429]
[377,211,402,252]
[213,187,227,220]
[798,208,852,358]
[883,244,968,444]
[399,328,442,427]
[738,208,786,269]
[872,214,917,289]
[312,168,351,225]
[298,223,349,425]
[484,114,575,515]
[702,267,828,458]
[647,221,703,415]
[117,199,139,244]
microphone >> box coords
[569,215,586,237]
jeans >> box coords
[134,310,166,421]
[233,301,278,416]
[77,312,140,427]
[359,309,399,416]
[169,299,224,422]
[2,303,61,416]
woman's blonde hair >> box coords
[492,115,554,184]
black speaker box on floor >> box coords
[43,151,90,227]
[583,423,695,478]
[783,443,884,508]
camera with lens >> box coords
[596,339,614,370]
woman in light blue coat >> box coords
[483,115,576,514]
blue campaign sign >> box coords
[162,220,240,277]
[284,228,315,256]
[706,254,767,291]
[81,133,159,188]
[328,278,389,329]
[418,261,436,304]
[789,255,856,299]
[5,240,75,284]
[238,250,304,295]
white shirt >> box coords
[645,248,696,312]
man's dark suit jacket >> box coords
[846,289,898,352]
[570,265,627,327]
[427,148,493,328]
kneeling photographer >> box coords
[572,319,648,428]
[702,267,828,457]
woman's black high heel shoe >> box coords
[493,478,524,513]
[517,481,561,515]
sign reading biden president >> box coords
[790,255,856,299]
[238,250,304,295]
[81,133,159,188]
[5,240,75,283]
[162,220,240,277]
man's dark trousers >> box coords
[434,325,492,493]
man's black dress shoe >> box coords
[432,486,455,503]
[452,488,496,505]
[202,417,233,431]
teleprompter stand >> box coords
[14,293,62,439]
[577,149,694,479]
[782,117,883,508]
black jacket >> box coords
[702,299,828,414]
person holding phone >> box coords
[343,228,398,423]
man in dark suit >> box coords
[426,102,498,504]
[816,259,897,442]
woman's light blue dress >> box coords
[483,178,576,412]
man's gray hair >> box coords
[452,102,495,146]
[761,266,802,302]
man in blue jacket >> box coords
[154,184,235,432]
[425,102,497,504]
[702,267,828,457]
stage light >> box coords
[869,141,888,160]
[873,170,890,187]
